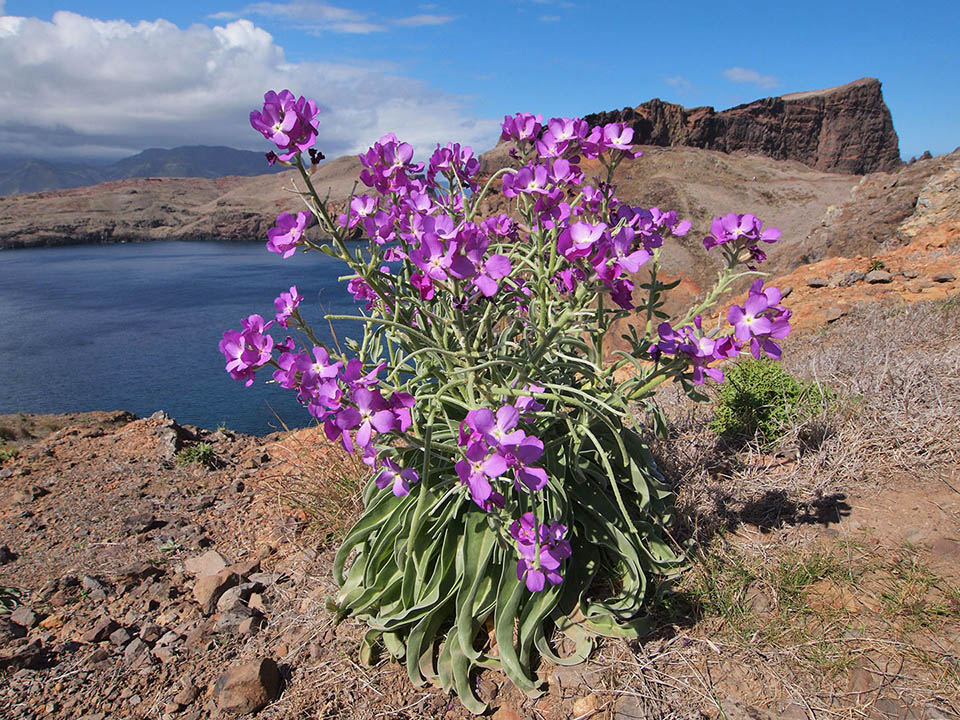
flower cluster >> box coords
[456,404,548,511]
[266,211,311,258]
[649,279,792,383]
[218,314,275,386]
[249,90,320,162]
[703,212,782,266]
[509,513,572,592]
[727,280,792,360]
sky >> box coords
[0,1,957,164]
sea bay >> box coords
[0,241,360,435]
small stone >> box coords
[9,607,39,630]
[193,569,239,615]
[139,623,164,644]
[173,681,200,707]
[0,545,16,564]
[212,657,281,715]
[825,305,848,323]
[841,270,866,286]
[123,512,162,535]
[109,627,132,646]
[933,272,956,283]
[81,576,108,602]
[87,647,110,665]
[123,638,149,664]
[237,617,261,636]
[38,614,62,630]
[865,269,893,284]
[902,268,920,279]
[779,285,793,298]
[183,550,229,578]
[806,276,829,288]
[573,693,601,717]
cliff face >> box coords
[585,78,901,174]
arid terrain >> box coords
[1,79,959,719]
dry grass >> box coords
[645,297,960,544]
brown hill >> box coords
[584,77,902,174]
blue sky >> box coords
[0,0,957,163]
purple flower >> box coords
[472,254,511,297]
[375,458,419,497]
[703,213,780,253]
[465,406,525,449]
[557,221,606,261]
[455,442,508,506]
[250,90,320,161]
[509,514,572,592]
[274,285,303,327]
[266,211,310,258]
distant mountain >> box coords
[0,146,286,196]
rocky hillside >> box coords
[0,147,287,197]
[584,78,901,174]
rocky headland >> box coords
[584,77,902,174]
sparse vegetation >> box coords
[174,442,216,468]
[709,357,829,447]
[0,445,17,462]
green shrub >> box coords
[0,446,17,462]
[175,442,215,468]
[710,358,826,445]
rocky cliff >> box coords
[584,78,901,174]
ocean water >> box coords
[0,241,362,435]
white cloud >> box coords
[394,14,453,27]
[216,2,454,34]
[0,11,497,161]
[226,1,385,33]
[664,76,693,93]
[722,67,779,90]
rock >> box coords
[825,305,849,323]
[109,627,132,646]
[237,617,262,636]
[865,269,893,283]
[779,285,793,298]
[122,512,163,535]
[193,569,240,615]
[139,622,164,644]
[0,544,16,564]
[840,270,866,286]
[248,593,267,615]
[83,617,120,644]
[174,681,200,707]
[81,576,108,602]
[806,276,829,288]
[933,272,956,283]
[152,646,178,664]
[212,657,282,715]
[123,638,149,664]
[184,550,229,578]
[902,268,920,279]
[116,560,164,582]
[573,694,601,716]
[584,77,901,174]
[9,607,39,630]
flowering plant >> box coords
[222,92,791,711]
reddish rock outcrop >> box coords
[585,78,901,175]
